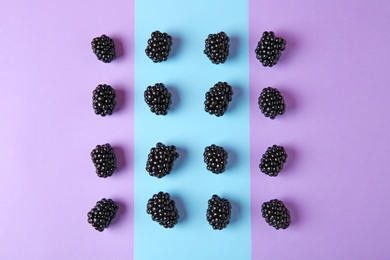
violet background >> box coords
[1,0,390,259]
[250,0,390,259]
[0,1,134,259]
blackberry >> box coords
[144,83,172,115]
[146,192,179,228]
[204,145,228,174]
[204,32,230,64]
[145,31,173,63]
[87,198,118,232]
[146,143,179,178]
[258,87,285,119]
[259,145,287,177]
[261,199,291,230]
[93,84,116,116]
[91,143,117,178]
[204,82,233,117]
[206,195,231,230]
[91,35,116,63]
[255,31,286,67]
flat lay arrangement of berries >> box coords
[86,30,294,232]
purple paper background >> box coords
[2,0,390,259]
[0,1,134,259]
[250,0,390,259]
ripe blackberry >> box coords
[87,198,118,232]
[255,31,286,67]
[204,145,228,174]
[258,87,285,119]
[91,144,117,178]
[204,82,233,117]
[206,195,232,230]
[261,199,291,230]
[146,143,179,178]
[91,35,116,63]
[93,84,116,116]
[204,32,230,64]
[144,83,172,115]
[145,31,173,63]
[259,145,287,177]
[146,192,179,228]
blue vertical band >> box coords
[135,1,250,259]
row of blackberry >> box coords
[91,31,286,66]
[88,36,119,232]
[256,32,291,230]
[92,82,285,119]
[85,195,290,231]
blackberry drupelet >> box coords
[259,145,287,177]
[255,31,286,67]
[145,31,173,63]
[91,143,117,178]
[206,195,232,230]
[261,199,291,230]
[87,198,118,232]
[146,192,179,228]
[204,32,230,64]
[144,83,172,115]
[204,82,234,117]
[204,145,228,174]
[258,87,285,119]
[146,142,179,178]
[93,84,116,116]
[91,35,116,63]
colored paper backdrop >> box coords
[1,0,390,259]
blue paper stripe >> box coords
[135,1,250,258]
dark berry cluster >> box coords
[93,84,116,116]
[91,143,117,178]
[146,143,179,178]
[255,31,286,67]
[144,83,172,115]
[204,145,228,174]
[261,199,291,230]
[87,198,118,232]
[145,31,173,63]
[205,82,234,117]
[258,87,285,119]
[91,35,116,63]
[259,145,287,177]
[206,195,232,230]
[147,192,180,228]
[204,32,230,64]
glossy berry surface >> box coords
[255,31,286,67]
[91,35,116,63]
[93,84,116,116]
[204,32,230,64]
[146,192,179,228]
[146,142,179,178]
[259,145,287,177]
[144,83,172,115]
[145,31,173,63]
[258,87,285,119]
[204,82,233,117]
[87,198,118,232]
[91,143,117,178]
[206,195,232,230]
[261,199,291,230]
[204,145,228,174]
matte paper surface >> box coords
[1,0,390,259]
